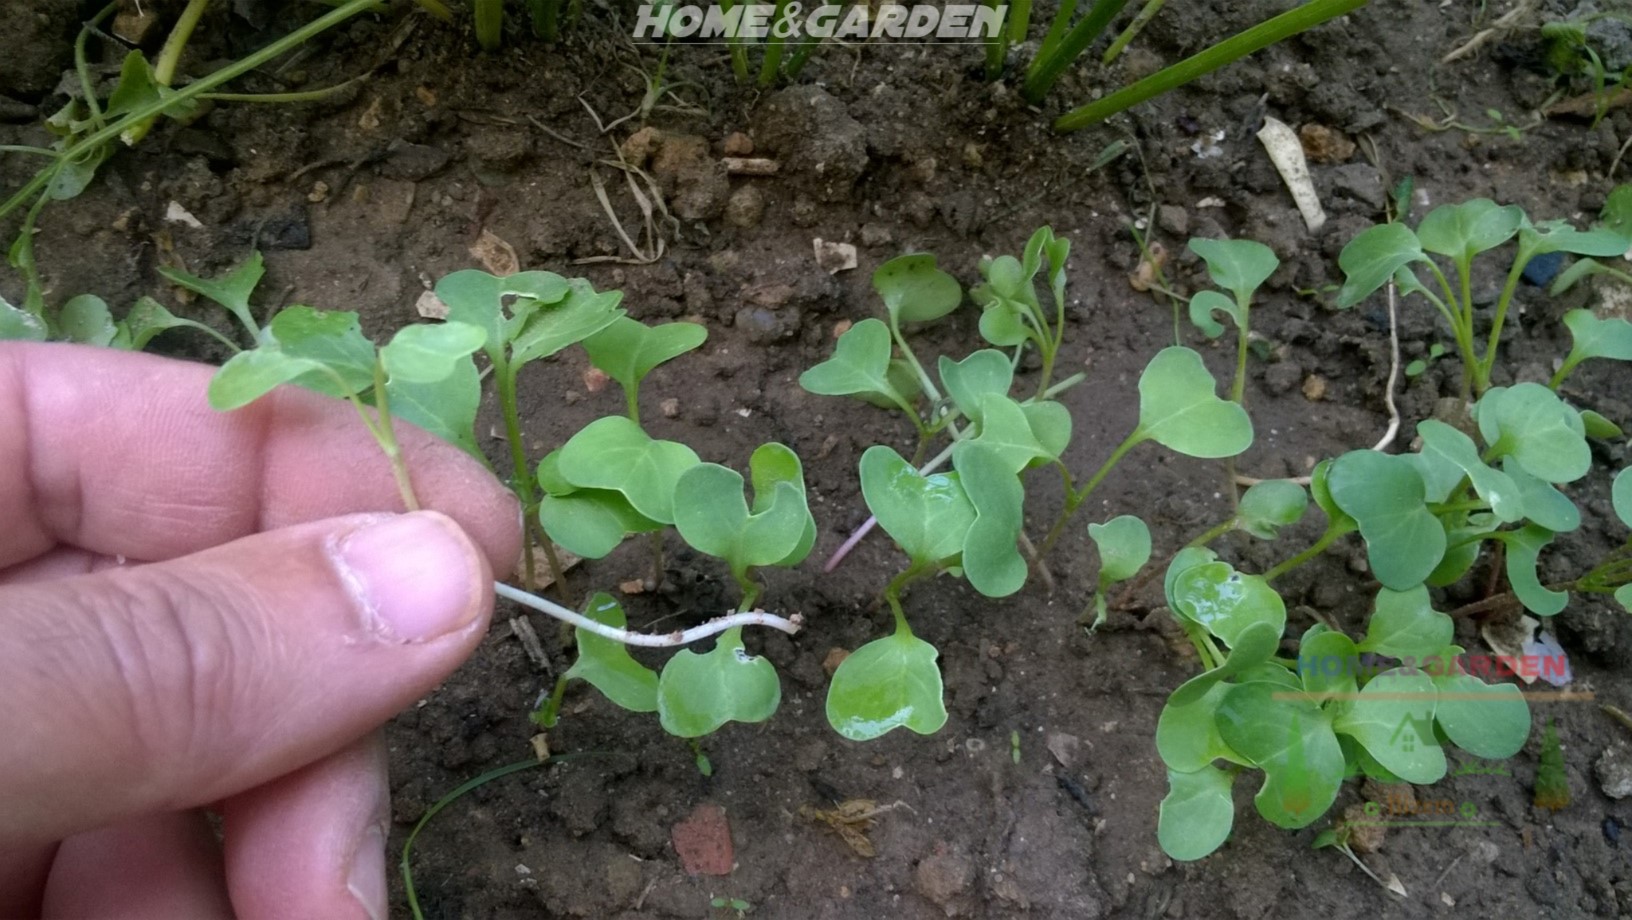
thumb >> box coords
[0,511,491,844]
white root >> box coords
[494,581,803,647]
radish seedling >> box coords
[1186,237,1279,406]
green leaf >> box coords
[1169,562,1287,647]
[1615,468,1631,529]
[1416,420,1523,522]
[674,462,808,576]
[1168,620,1281,706]
[1089,515,1151,584]
[565,594,659,713]
[938,350,1013,425]
[582,316,707,395]
[557,416,700,524]
[1135,347,1253,459]
[799,319,912,408]
[1414,199,1524,264]
[1216,682,1345,828]
[266,307,376,398]
[1478,383,1591,484]
[1309,459,1358,534]
[826,629,948,741]
[1560,308,1632,373]
[1187,290,1240,340]
[1164,546,1219,608]
[386,353,482,459]
[1581,409,1624,441]
[433,269,571,354]
[45,146,108,201]
[1158,766,1235,861]
[657,628,780,737]
[120,296,219,351]
[1332,668,1446,784]
[1022,400,1073,461]
[749,443,818,567]
[1299,628,1359,700]
[1188,237,1278,303]
[0,293,47,342]
[1616,584,1632,612]
[1501,458,1580,533]
[539,490,660,559]
[1157,682,1243,773]
[158,251,265,337]
[859,445,976,568]
[953,442,1027,598]
[1520,220,1631,258]
[1433,665,1529,759]
[1237,480,1308,540]
[1505,524,1567,616]
[1427,524,1483,587]
[874,253,962,325]
[55,294,116,346]
[968,394,1049,472]
[1327,450,1445,590]
[1356,586,1453,660]
[207,348,326,411]
[381,321,488,384]
[1336,222,1425,308]
[511,279,624,365]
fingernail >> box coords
[336,512,479,642]
[346,823,387,920]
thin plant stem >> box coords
[1187,517,1238,549]
[538,534,571,603]
[495,581,803,646]
[1476,253,1531,392]
[1264,526,1344,582]
[1035,430,1143,561]
[154,0,211,86]
[200,76,368,103]
[76,3,121,132]
[495,360,538,588]
[1055,0,1369,131]
[369,361,421,512]
[1102,0,1166,65]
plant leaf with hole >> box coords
[826,629,947,741]
[875,253,962,325]
[1135,347,1253,458]
[1238,480,1309,539]
[859,445,976,568]
[657,628,780,737]
[1158,766,1235,861]
[565,593,659,713]
[1327,450,1445,590]
[433,269,571,354]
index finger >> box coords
[0,342,521,571]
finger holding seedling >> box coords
[0,343,520,919]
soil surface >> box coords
[7,1,1632,917]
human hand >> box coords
[0,343,522,918]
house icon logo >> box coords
[1388,714,1437,753]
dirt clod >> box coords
[672,803,734,876]
[914,847,975,915]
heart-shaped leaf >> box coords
[953,442,1027,598]
[1414,199,1524,264]
[265,307,377,397]
[826,630,948,741]
[749,443,817,567]
[1135,347,1253,459]
[799,318,912,409]
[859,445,976,568]
[1357,586,1453,661]
[565,594,659,713]
[1237,480,1308,540]
[1505,523,1567,616]
[969,394,1049,472]
[938,350,1013,425]
[1332,668,1446,784]
[557,416,700,524]
[1188,237,1278,303]
[1433,660,1529,759]
[1327,450,1445,590]
[583,316,707,396]
[1089,515,1151,584]
[1022,400,1072,460]
[1157,683,1243,773]
[1158,766,1235,861]
[657,627,781,737]
[381,321,488,384]
[1478,384,1590,484]
[875,253,962,325]
[1416,419,1523,522]
[673,462,808,577]
[1170,562,1287,648]
[1336,222,1424,308]
[1216,682,1345,828]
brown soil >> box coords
[6,1,1632,917]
